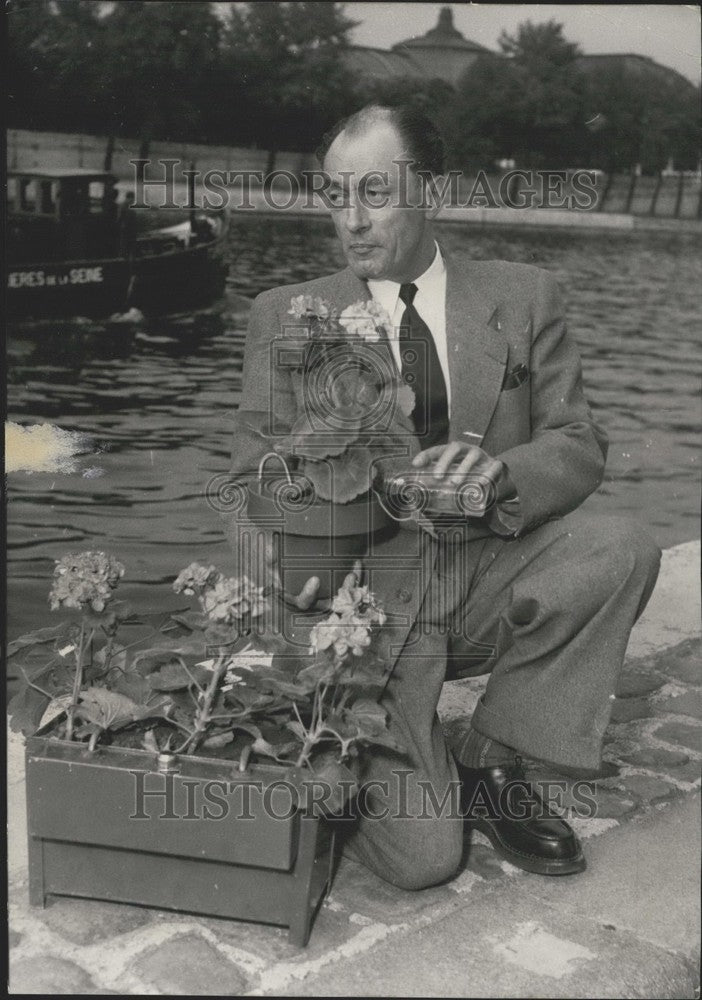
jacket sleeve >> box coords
[220,290,297,585]
[230,289,298,479]
[493,269,608,536]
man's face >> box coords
[324,121,436,283]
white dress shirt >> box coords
[367,242,451,413]
[367,241,522,534]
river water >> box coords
[6,217,700,655]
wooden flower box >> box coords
[25,734,335,947]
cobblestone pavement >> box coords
[8,541,700,997]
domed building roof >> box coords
[392,6,491,53]
[342,6,694,93]
[344,6,494,86]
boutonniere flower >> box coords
[287,294,332,321]
[338,300,392,342]
[286,296,392,343]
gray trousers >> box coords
[343,510,661,889]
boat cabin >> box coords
[7,169,127,262]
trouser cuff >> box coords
[470,696,603,770]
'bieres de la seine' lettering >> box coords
[8,266,104,289]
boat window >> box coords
[20,179,37,212]
[7,176,18,208]
[40,180,54,215]
[89,179,106,213]
[60,182,88,216]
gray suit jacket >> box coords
[224,249,607,662]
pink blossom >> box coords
[49,551,125,613]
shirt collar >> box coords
[367,241,444,316]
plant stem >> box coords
[292,700,308,737]
[19,667,54,702]
[65,621,86,741]
[238,742,253,772]
[182,654,230,756]
[294,735,317,769]
[294,681,329,769]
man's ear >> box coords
[421,172,446,221]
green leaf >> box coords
[231,721,263,741]
[346,697,387,730]
[296,659,338,689]
[284,412,359,458]
[201,731,234,750]
[345,699,404,752]
[110,600,139,623]
[355,729,405,752]
[7,625,68,658]
[132,639,206,676]
[334,654,389,689]
[167,610,211,633]
[8,685,52,735]
[225,685,275,710]
[304,447,373,503]
[75,687,165,730]
[248,667,315,699]
[292,756,358,815]
[319,713,357,756]
[92,643,128,673]
[286,720,307,741]
[147,661,210,691]
[203,622,243,646]
[251,734,298,760]
[108,670,152,704]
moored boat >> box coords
[7,169,229,320]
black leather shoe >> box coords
[457,756,586,876]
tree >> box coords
[94,1,224,149]
[219,2,358,157]
[580,59,700,173]
[7,0,106,132]
[448,55,526,171]
[499,19,581,68]
[7,0,225,143]
[355,75,456,142]
[447,20,587,170]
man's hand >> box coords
[412,441,517,505]
[262,531,363,612]
[286,559,364,612]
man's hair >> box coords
[315,103,445,176]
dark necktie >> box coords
[398,282,449,448]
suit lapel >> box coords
[444,252,508,446]
[332,267,371,307]
[331,260,508,446]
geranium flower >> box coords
[309,614,372,658]
[174,564,268,624]
[338,300,392,341]
[332,582,373,614]
[288,294,331,319]
[200,575,267,624]
[310,577,386,660]
[172,562,219,596]
[49,550,125,612]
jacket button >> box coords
[397,588,412,603]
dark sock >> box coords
[453,726,516,768]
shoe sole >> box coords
[467,817,587,876]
